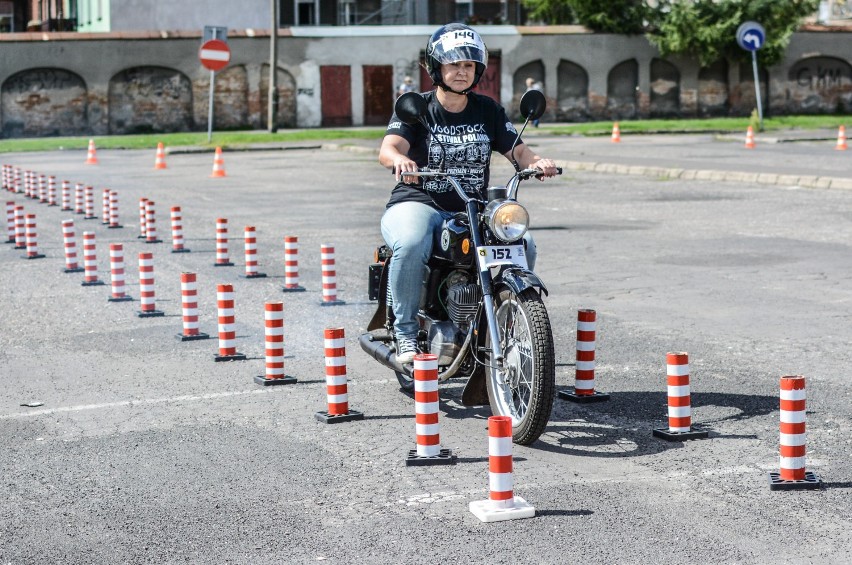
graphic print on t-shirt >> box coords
[424,122,490,198]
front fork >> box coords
[466,200,504,370]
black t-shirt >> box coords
[384,91,520,212]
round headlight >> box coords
[486,200,529,243]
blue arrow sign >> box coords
[736,21,766,52]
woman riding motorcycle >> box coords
[378,23,558,364]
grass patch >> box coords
[0,129,386,154]
[541,115,849,136]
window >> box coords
[296,0,318,25]
[0,1,13,32]
[456,0,473,21]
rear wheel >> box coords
[485,287,555,445]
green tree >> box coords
[521,0,575,24]
[647,0,819,66]
[569,0,648,34]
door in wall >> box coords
[363,65,394,126]
[321,65,352,127]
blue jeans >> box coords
[380,201,536,339]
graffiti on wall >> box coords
[786,56,852,113]
[1,68,88,138]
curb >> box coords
[556,159,852,191]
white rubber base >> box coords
[469,496,535,523]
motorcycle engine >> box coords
[424,272,482,366]
[446,281,481,326]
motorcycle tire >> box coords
[485,287,555,445]
[395,369,415,394]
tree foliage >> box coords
[521,0,819,66]
[647,0,819,67]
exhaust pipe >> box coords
[359,333,408,375]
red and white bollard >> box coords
[282,235,306,292]
[48,177,57,206]
[254,302,297,386]
[320,243,345,306]
[315,327,363,423]
[108,243,132,302]
[769,375,822,490]
[61,219,84,273]
[108,190,122,229]
[242,226,266,278]
[176,272,209,341]
[214,284,246,361]
[653,352,708,441]
[559,309,610,403]
[81,231,104,286]
[74,183,85,214]
[170,206,190,253]
[4,201,13,243]
[138,197,148,239]
[38,175,47,203]
[61,180,72,211]
[214,218,233,266]
[23,214,45,259]
[469,415,535,522]
[406,353,455,465]
[84,185,97,220]
[137,252,164,317]
[14,205,26,249]
[145,200,162,243]
[102,188,111,224]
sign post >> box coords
[199,28,230,143]
[736,21,766,131]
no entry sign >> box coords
[199,39,231,72]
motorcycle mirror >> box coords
[519,89,546,121]
[394,92,428,125]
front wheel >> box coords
[485,287,555,445]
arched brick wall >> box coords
[650,58,680,117]
[556,59,589,122]
[1,68,88,138]
[607,59,638,119]
[108,66,193,134]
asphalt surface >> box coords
[1,134,851,564]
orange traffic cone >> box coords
[85,139,99,165]
[744,126,756,149]
[210,147,226,178]
[835,125,847,151]
[611,122,621,143]
[154,142,167,169]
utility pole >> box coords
[268,0,279,133]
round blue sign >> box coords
[736,21,766,52]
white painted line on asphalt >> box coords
[0,389,275,419]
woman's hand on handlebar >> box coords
[531,158,558,180]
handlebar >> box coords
[401,167,561,203]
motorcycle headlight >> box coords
[485,199,529,243]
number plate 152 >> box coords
[476,245,528,270]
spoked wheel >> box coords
[485,287,555,445]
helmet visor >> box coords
[431,28,487,66]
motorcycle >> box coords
[359,89,561,445]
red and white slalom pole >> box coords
[5,201,13,243]
[315,327,363,423]
[108,243,132,302]
[84,185,96,220]
[74,183,84,214]
[770,375,822,490]
[320,243,344,306]
[61,180,71,211]
[47,177,57,206]
[214,218,233,266]
[137,252,164,317]
[138,197,148,239]
[81,231,104,286]
[254,302,297,386]
[214,284,245,361]
[559,309,610,403]
[653,352,708,441]
[282,235,305,292]
[177,272,209,341]
[469,415,535,522]
[61,219,84,273]
[170,206,189,253]
[14,205,25,249]
[406,353,454,465]
[242,226,266,278]
[23,214,45,259]
[108,190,122,229]
[145,200,161,243]
[38,175,47,203]
[101,188,111,224]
